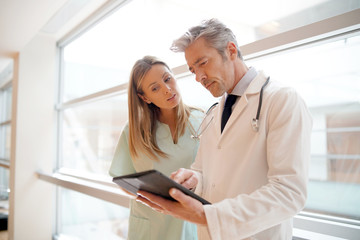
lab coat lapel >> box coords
[220,95,247,136]
[215,95,226,139]
[220,72,268,135]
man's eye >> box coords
[200,60,207,66]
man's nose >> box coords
[195,71,206,83]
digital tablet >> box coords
[112,169,211,205]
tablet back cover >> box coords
[112,170,210,205]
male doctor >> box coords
[137,18,313,239]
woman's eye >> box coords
[152,87,159,92]
[164,76,171,82]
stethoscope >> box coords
[191,102,218,139]
[251,76,270,132]
[191,76,270,139]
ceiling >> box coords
[0,0,106,53]
[0,0,67,52]
[0,0,357,73]
[0,0,336,54]
[0,0,107,80]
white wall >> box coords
[10,33,57,240]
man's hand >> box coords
[170,168,198,190]
[136,188,207,226]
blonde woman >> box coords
[109,56,203,240]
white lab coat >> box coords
[192,72,313,239]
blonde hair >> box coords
[128,56,198,161]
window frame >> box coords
[0,70,12,166]
[0,52,19,240]
[0,60,13,167]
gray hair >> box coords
[170,18,243,60]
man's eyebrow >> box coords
[189,57,205,72]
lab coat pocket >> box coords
[128,215,150,240]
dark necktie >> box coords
[221,94,238,133]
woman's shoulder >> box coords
[189,108,205,124]
[190,108,205,117]
[119,122,130,137]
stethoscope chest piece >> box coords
[251,118,259,132]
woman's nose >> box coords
[164,83,172,94]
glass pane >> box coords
[0,126,3,159]
[4,125,10,160]
[59,187,129,239]
[0,92,2,123]
[61,95,128,175]
[0,168,9,201]
[62,0,359,101]
[0,124,11,160]
[247,34,360,220]
[0,168,9,230]
[4,87,12,121]
[0,90,3,123]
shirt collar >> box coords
[228,67,257,97]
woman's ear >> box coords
[137,93,151,104]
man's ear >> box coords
[227,42,238,60]
[137,93,151,104]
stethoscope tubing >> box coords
[192,76,270,138]
[255,76,270,121]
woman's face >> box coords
[139,64,181,110]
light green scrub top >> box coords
[109,110,203,240]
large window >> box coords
[0,85,11,198]
[0,86,12,162]
[0,58,13,223]
[247,34,360,221]
[0,64,12,164]
[61,95,128,174]
[57,187,129,239]
[56,0,360,239]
